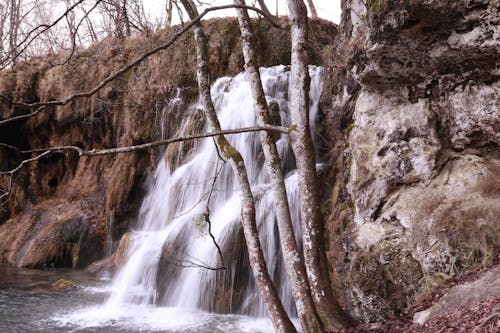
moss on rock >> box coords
[52,279,77,290]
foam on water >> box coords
[53,305,274,333]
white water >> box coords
[56,65,323,332]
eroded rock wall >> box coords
[0,18,337,269]
[326,0,499,322]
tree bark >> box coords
[179,1,297,332]
[233,1,324,332]
[305,0,318,18]
[286,0,348,331]
[166,0,173,27]
[256,0,273,18]
[8,0,20,64]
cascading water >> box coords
[59,65,323,332]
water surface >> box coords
[0,263,273,332]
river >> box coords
[0,263,274,332]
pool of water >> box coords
[0,263,274,333]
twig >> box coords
[472,306,500,333]
[48,0,104,68]
[2,125,287,158]
[0,143,23,154]
[203,156,227,269]
[0,125,287,207]
[165,252,225,271]
[0,106,45,126]
[0,150,51,211]
[212,137,227,163]
[0,0,87,69]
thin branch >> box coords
[212,137,226,163]
[167,258,226,271]
[0,150,51,176]
[173,192,208,219]
[58,125,287,156]
[203,156,226,269]
[0,125,287,204]
[0,106,45,126]
[48,0,104,68]
[172,143,226,220]
[0,4,283,127]
[0,142,22,154]
[2,125,287,158]
[165,252,225,271]
[0,150,51,210]
[0,0,87,69]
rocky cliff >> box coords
[325,0,499,323]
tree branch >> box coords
[1,124,287,159]
[0,106,45,126]
[203,156,227,269]
[47,0,104,68]
[0,4,284,127]
[0,124,288,205]
[0,0,88,69]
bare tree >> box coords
[233,0,324,332]
[286,0,348,330]
[178,0,297,331]
[305,0,318,18]
[8,0,21,65]
[99,0,131,39]
[256,0,273,18]
[166,0,173,27]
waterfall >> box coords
[106,65,324,319]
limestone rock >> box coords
[328,0,500,322]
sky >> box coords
[143,0,342,25]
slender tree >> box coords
[286,0,348,330]
[8,0,21,64]
[166,0,173,27]
[256,0,273,18]
[305,0,318,18]
[178,0,297,331]
[233,1,324,332]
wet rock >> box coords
[51,278,77,290]
[0,199,102,269]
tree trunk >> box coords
[179,1,297,332]
[305,0,318,18]
[286,0,348,330]
[256,0,273,18]
[166,0,173,27]
[8,0,20,64]
[233,1,324,332]
[121,0,131,37]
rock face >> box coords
[0,198,100,268]
[0,18,337,268]
[326,0,499,322]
